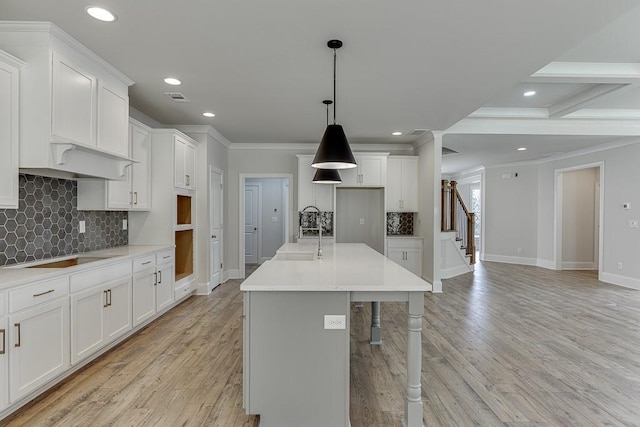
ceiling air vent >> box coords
[164,92,190,103]
[409,129,427,136]
[442,146,459,155]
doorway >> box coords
[209,167,223,290]
[554,163,603,274]
[239,174,292,278]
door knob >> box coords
[212,235,217,238]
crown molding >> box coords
[176,125,232,148]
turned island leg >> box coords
[370,301,382,345]
[404,292,424,427]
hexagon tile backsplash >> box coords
[0,174,128,266]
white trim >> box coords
[260,257,272,264]
[196,281,213,295]
[483,254,538,266]
[227,269,242,280]
[561,262,597,270]
[0,49,25,68]
[431,280,443,293]
[536,259,555,269]
[176,125,232,148]
[441,264,474,279]
[231,142,414,152]
[599,272,640,290]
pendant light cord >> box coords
[333,48,337,125]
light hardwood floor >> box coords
[3,261,640,426]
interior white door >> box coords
[244,184,260,264]
[210,169,223,287]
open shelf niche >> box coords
[175,194,194,282]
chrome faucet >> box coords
[300,206,323,259]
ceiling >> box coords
[2,0,640,174]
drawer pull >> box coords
[142,261,152,265]
[163,255,171,259]
[14,323,21,348]
[158,270,162,284]
[107,289,112,307]
[154,272,158,286]
[104,290,109,308]
[33,289,55,297]
[0,329,5,354]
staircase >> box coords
[441,180,475,278]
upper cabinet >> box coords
[338,154,388,187]
[78,119,152,211]
[386,156,418,212]
[297,155,334,212]
[174,135,197,190]
[0,22,134,180]
[0,50,23,209]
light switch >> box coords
[123,219,128,230]
[623,203,631,210]
[272,216,278,223]
[79,220,85,233]
[359,218,365,225]
[324,315,346,330]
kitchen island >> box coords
[241,243,431,427]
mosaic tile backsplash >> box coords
[387,212,415,236]
[298,211,334,236]
[0,174,128,266]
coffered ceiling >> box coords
[1,0,640,174]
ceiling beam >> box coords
[446,117,640,136]
[548,83,627,118]
[528,62,640,84]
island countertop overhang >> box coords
[240,243,432,292]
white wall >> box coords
[247,178,286,261]
[561,167,598,269]
[484,141,640,289]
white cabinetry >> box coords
[0,292,7,412]
[387,238,422,277]
[132,255,157,327]
[296,155,335,211]
[78,119,152,211]
[338,154,387,187]
[156,250,175,312]
[0,22,134,180]
[175,136,197,190]
[70,261,132,365]
[0,50,22,209]
[386,157,418,212]
[8,277,70,402]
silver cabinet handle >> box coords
[134,192,138,205]
[14,323,20,348]
[0,328,5,354]
[142,261,152,265]
[103,290,109,308]
[108,289,112,307]
[154,272,158,286]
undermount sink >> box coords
[27,256,114,268]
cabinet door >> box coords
[9,298,69,402]
[184,141,197,189]
[387,248,405,266]
[51,53,96,146]
[359,156,386,187]
[97,82,129,156]
[315,184,334,212]
[70,285,106,365]
[104,278,132,343]
[130,124,151,210]
[337,167,358,187]
[0,315,7,411]
[132,270,156,327]
[0,57,19,209]
[404,249,422,277]
[385,158,403,211]
[174,137,186,189]
[401,158,418,212]
[107,167,132,210]
[297,157,315,210]
[156,264,174,312]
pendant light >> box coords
[312,39,357,170]
[313,100,342,184]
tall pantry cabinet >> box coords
[128,129,198,300]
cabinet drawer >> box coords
[0,292,5,316]
[174,283,192,300]
[70,261,132,293]
[132,255,156,273]
[9,276,69,313]
[156,250,174,266]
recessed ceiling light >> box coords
[523,90,536,97]
[86,6,117,22]
[517,147,527,151]
[203,112,215,118]
[392,131,402,136]
[164,77,182,86]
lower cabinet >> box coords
[155,252,174,312]
[0,313,7,412]
[132,250,175,327]
[70,277,132,365]
[132,267,157,327]
[387,238,423,277]
[9,297,70,402]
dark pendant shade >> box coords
[312,124,357,170]
[312,168,342,184]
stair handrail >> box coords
[441,180,476,264]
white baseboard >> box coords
[561,261,596,270]
[227,269,242,280]
[431,280,443,293]
[222,271,230,283]
[441,264,474,279]
[599,272,640,290]
[483,254,538,266]
[195,281,212,295]
[536,259,555,269]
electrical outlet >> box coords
[123,219,128,230]
[628,219,638,228]
[623,203,631,210]
[516,247,523,254]
[324,315,346,330]
[617,262,623,270]
[79,220,85,234]
[359,218,365,225]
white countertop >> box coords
[0,245,173,290]
[241,243,431,292]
